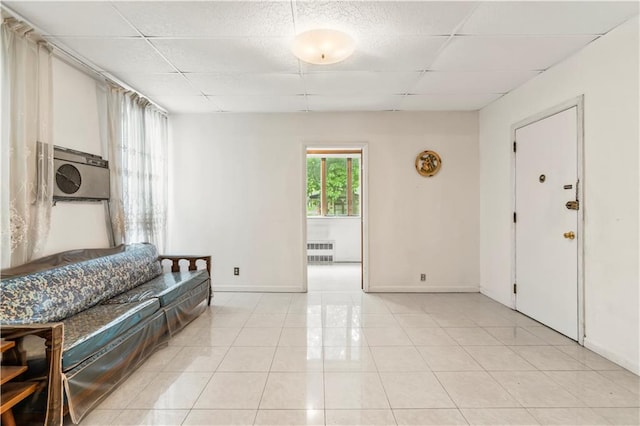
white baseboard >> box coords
[213,285,304,293]
[583,337,640,375]
[367,285,479,293]
[480,286,515,309]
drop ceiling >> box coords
[4,1,638,113]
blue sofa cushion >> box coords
[62,299,160,371]
[0,243,162,325]
[103,270,209,307]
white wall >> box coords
[168,112,479,292]
[307,217,360,262]
[479,17,639,373]
[42,58,111,255]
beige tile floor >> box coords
[75,264,639,425]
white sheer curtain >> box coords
[107,86,167,252]
[1,19,53,268]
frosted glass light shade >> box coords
[292,29,355,65]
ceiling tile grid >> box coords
[186,73,306,97]
[3,1,638,113]
[113,1,296,37]
[299,35,448,73]
[307,94,404,112]
[411,70,542,95]
[304,71,422,96]
[459,1,640,36]
[293,1,477,36]
[151,95,222,113]
[150,38,301,73]
[214,95,308,113]
[430,35,600,71]
[114,73,202,97]
[51,37,176,73]
[3,1,138,37]
[400,93,504,111]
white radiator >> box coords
[307,241,334,264]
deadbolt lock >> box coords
[563,231,576,240]
[565,201,579,210]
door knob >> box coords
[563,231,575,240]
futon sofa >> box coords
[0,243,211,425]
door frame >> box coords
[511,95,585,344]
[301,142,369,293]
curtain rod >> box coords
[1,6,168,116]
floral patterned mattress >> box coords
[0,243,162,325]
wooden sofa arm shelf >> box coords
[158,255,212,305]
[158,255,211,275]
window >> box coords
[107,88,168,251]
[306,152,360,217]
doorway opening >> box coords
[305,148,364,292]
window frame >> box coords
[307,149,361,218]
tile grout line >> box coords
[320,300,327,426]
[184,299,245,422]
[252,293,289,425]
[368,334,399,425]
[101,287,639,425]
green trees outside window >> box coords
[307,156,360,216]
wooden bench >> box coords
[1,339,37,426]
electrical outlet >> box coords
[234,267,240,276]
[420,273,426,282]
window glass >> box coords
[306,155,360,217]
[326,158,347,216]
[351,157,360,216]
[306,157,321,216]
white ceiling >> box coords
[4,1,638,113]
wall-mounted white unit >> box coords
[53,146,109,201]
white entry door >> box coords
[515,106,579,340]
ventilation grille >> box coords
[307,255,334,263]
[307,242,333,250]
[307,241,334,264]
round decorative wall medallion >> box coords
[415,150,442,177]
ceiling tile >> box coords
[213,96,307,113]
[5,1,137,36]
[152,95,221,114]
[461,2,640,35]
[295,1,476,35]
[301,36,448,72]
[115,73,201,96]
[115,1,294,37]
[431,35,598,71]
[412,70,541,94]
[306,95,404,112]
[54,38,173,73]
[7,1,632,114]
[399,93,503,111]
[187,73,305,96]
[304,71,420,96]
[151,38,299,73]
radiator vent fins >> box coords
[307,242,333,250]
[307,255,334,264]
[307,241,335,264]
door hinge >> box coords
[513,283,517,294]
[513,212,517,223]
[513,141,517,153]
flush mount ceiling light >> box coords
[292,29,355,65]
